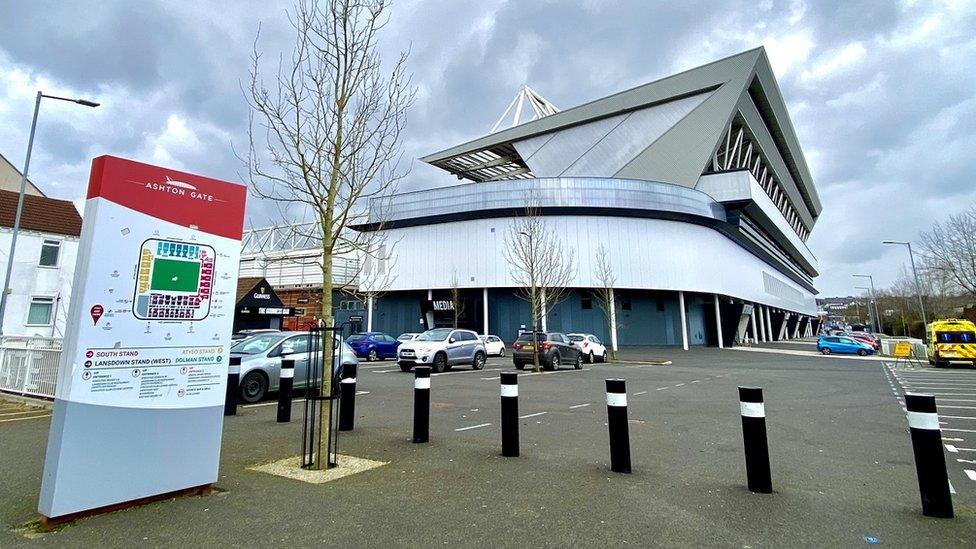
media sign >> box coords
[39,156,246,519]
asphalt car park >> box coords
[2,349,975,546]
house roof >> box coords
[236,277,267,303]
[0,151,45,197]
[0,189,82,236]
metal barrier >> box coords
[0,336,63,398]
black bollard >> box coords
[413,366,431,443]
[905,392,954,518]
[738,386,772,493]
[339,363,358,431]
[277,359,294,423]
[224,356,240,416]
[605,378,631,473]
[500,372,519,457]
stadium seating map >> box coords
[133,239,215,321]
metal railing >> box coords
[0,336,62,399]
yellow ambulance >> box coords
[927,318,976,367]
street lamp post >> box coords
[0,91,99,335]
[855,286,875,332]
[853,274,881,334]
[883,240,928,339]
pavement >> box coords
[2,347,976,547]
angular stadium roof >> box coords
[422,47,821,228]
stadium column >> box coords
[367,296,374,332]
[765,306,774,341]
[713,294,724,349]
[483,288,489,336]
[678,291,689,351]
[757,304,767,343]
[750,305,759,344]
[609,288,619,352]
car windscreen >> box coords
[937,331,976,343]
[231,333,287,354]
[516,333,547,342]
[416,328,452,341]
[397,334,414,341]
[347,334,367,342]
[567,335,584,342]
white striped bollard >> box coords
[738,386,772,493]
[339,363,358,431]
[605,379,631,473]
[905,392,953,518]
[224,356,240,416]
[277,359,294,423]
[500,372,519,457]
[413,366,431,443]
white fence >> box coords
[0,336,62,399]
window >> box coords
[581,295,592,310]
[39,239,61,267]
[27,297,55,326]
[591,336,602,345]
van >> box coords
[926,319,976,367]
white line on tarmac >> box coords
[944,437,965,442]
[569,403,591,409]
[455,423,491,432]
[656,387,669,390]
[966,470,976,481]
[939,399,976,402]
[941,405,976,410]
[942,415,976,420]
[946,444,959,453]
[691,380,701,383]
[943,429,976,435]
[674,383,685,387]
[0,410,45,417]
[958,459,976,464]
[0,414,50,423]
[242,397,305,408]
[634,391,647,395]
[519,412,547,419]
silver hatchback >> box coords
[231,332,358,403]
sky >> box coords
[0,0,974,297]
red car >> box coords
[849,332,880,351]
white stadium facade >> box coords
[246,47,823,349]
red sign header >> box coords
[86,155,247,240]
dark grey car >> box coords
[512,332,583,371]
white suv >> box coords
[567,333,608,363]
[397,328,487,373]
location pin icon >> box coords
[90,305,104,325]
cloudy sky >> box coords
[1,0,974,297]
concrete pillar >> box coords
[678,291,689,351]
[482,288,489,336]
[757,304,767,343]
[765,307,774,342]
[750,306,758,344]
[714,294,724,349]
[367,296,374,332]
[609,288,619,352]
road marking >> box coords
[0,414,51,423]
[569,403,591,409]
[941,405,976,410]
[946,444,959,453]
[242,397,305,408]
[940,399,976,402]
[966,470,976,481]
[941,415,976,420]
[674,383,685,387]
[656,387,669,391]
[943,429,976,435]
[0,410,47,417]
[944,437,965,442]
[691,380,701,384]
[634,391,647,395]
[356,390,370,395]
[958,459,976,465]
[519,412,547,419]
[455,423,491,432]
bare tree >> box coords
[592,244,616,360]
[450,270,465,329]
[504,209,576,371]
[245,0,413,469]
[919,207,976,299]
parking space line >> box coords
[0,414,51,423]
[966,470,976,481]
[656,387,669,391]
[942,415,976,420]
[943,429,976,434]
[634,391,647,395]
[519,412,547,419]
[455,423,491,432]
[691,380,701,384]
[569,403,591,409]
[941,405,976,410]
[674,383,685,387]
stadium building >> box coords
[247,47,823,348]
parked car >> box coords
[817,335,875,356]
[231,328,280,341]
[230,332,358,403]
[397,332,421,342]
[347,332,400,361]
[512,332,583,371]
[567,333,608,363]
[479,334,507,356]
[849,332,881,351]
[397,328,487,373]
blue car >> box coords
[347,332,400,361]
[818,335,875,356]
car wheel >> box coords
[587,351,594,364]
[399,364,413,372]
[601,351,608,363]
[547,353,559,371]
[499,348,506,357]
[857,349,867,356]
[514,361,525,370]
[574,353,584,370]
[433,353,447,373]
[472,351,486,370]
[821,348,831,355]
[239,371,268,403]
[368,348,378,362]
